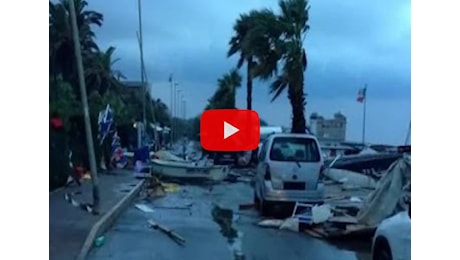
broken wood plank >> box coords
[328,216,358,224]
[311,227,329,237]
[326,224,376,240]
[148,220,186,246]
[324,195,349,201]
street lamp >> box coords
[182,98,186,119]
[177,89,183,120]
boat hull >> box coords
[150,159,229,182]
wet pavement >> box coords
[88,181,371,260]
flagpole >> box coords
[169,75,173,145]
[362,84,367,145]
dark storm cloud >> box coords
[85,0,410,144]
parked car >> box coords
[372,205,411,260]
[253,133,324,216]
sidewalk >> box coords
[49,170,141,260]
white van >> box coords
[254,133,324,216]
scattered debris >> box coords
[356,155,411,226]
[257,219,283,228]
[64,193,98,215]
[94,236,105,247]
[148,219,186,246]
[162,183,180,193]
[350,196,362,203]
[300,156,411,240]
[238,203,255,210]
[135,204,155,213]
[143,177,166,199]
[251,156,411,243]
[323,168,377,190]
[311,204,333,224]
[224,173,240,183]
[280,217,300,232]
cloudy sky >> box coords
[87,0,411,145]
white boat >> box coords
[150,159,229,182]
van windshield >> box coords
[270,137,321,162]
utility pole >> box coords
[69,0,99,213]
[138,0,146,128]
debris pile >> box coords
[255,155,411,241]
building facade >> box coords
[309,112,347,143]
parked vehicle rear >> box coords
[254,133,324,216]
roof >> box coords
[266,133,318,140]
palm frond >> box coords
[269,74,289,102]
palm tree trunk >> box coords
[288,80,307,133]
[246,57,253,110]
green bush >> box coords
[49,127,70,191]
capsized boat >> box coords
[150,159,229,182]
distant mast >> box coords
[405,121,411,145]
[356,84,368,145]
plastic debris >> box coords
[257,219,284,228]
[311,204,333,224]
[135,204,155,213]
[94,236,105,247]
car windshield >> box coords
[270,137,320,162]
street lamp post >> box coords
[177,89,182,120]
[69,0,100,213]
[176,89,182,138]
[182,98,186,119]
[172,83,178,141]
[169,75,173,144]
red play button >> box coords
[200,109,260,151]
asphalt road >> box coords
[88,181,371,260]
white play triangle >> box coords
[223,121,239,139]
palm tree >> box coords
[228,10,282,110]
[219,69,242,108]
[85,46,125,96]
[228,13,256,110]
[242,0,310,133]
[206,69,242,110]
[49,0,103,92]
[150,98,171,127]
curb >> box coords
[76,179,145,260]
[49,186,65,196]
